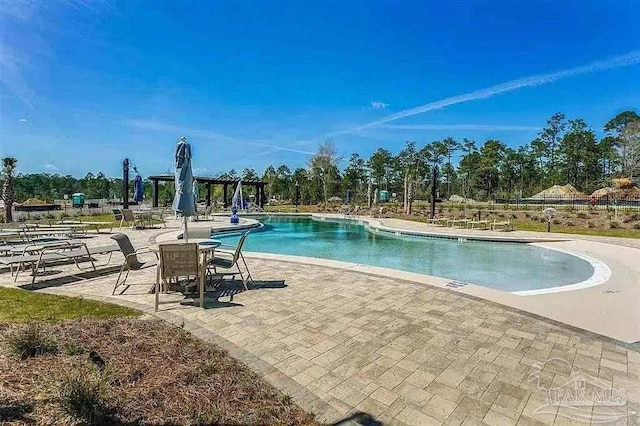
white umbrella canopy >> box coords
[172,136,196,241]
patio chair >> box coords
[122,209,148,229]
[208,231,253,290]
[155,243,200,311]
[202,204,216,221]
[111,233,158,294]
[184,226,213,240]
[113,208,124,229]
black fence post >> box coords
[122,158,129,209]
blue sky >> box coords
[1,0,639,178]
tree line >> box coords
[261,110,640,208]
[2,110,639,213]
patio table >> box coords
[152,239,222,309]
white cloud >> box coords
[370,100,389,110]
[18,118,28,123]
[192,167,209,175]
[43,163,57,171]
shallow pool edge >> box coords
[310,214,611,295]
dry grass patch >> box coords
[0,319,319,425]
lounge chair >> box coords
[0,241,119,285]
[59,219,115,233]
[427,217,449,226]
[155,243,201,311]
[467,219,491,229]
[492,219,513,231]
[208,231,253,290]
[111,233,158,294]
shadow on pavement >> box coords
[18,265,122,290]
[332,412,384,426]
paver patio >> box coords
[0,221,638,425]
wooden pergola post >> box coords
[146,175,267,210]
[152,178,159,208]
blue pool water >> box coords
[215,217,594,292]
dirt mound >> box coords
[449,195,476,203]
[528,184,588,200]
[20,198,49,206]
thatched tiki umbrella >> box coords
[172,137,196,241]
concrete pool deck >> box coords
[1,216,638,424]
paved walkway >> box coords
[374,217,640,249]
[1,223,638,425]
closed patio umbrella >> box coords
[133,173,144,207]
[232,181,244,211]
[172,136,196,241]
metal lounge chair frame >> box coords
[111,233,158,294]
[0,241,119,285]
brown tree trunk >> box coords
[4,203,12,222]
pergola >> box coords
[147,175,268,208]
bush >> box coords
[64,342,85,356]
[566,221,575,227]
[609,221,621,229]
[629,213,640,221]
[633,223,640,230]
[60,370,112,425]
[524,212,530,218]
[7,324,59,359]
[587,221,596,228]
[552,219,561,225]
[576,212,588,219]
[44,212,56,219]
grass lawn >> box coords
[0,289,319,425]
[0,287,140,322]
[512,220,640,238]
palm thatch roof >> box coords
[528,184,588,200]
[591,185,640,200]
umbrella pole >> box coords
[184,216,188,242]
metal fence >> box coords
[493,195,640,210]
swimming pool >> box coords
[215,217,596,293]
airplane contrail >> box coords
[377,124,540,131]
[287,50,640,148]
[340,50,640,135]
[246,142,314,155]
